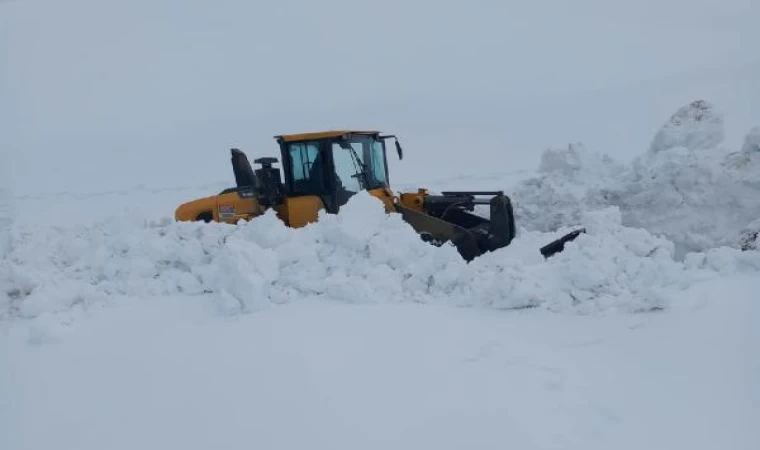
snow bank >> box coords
[0,191,10,258]
[512,101,760,256]
[0,154,11,258]
[1,192,754,322]
[649,100,725,154]
[512,142,625,232]
[741,126,760,154]
[740,218,760,251]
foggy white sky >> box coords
[1,0,759,195]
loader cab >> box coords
[274,131,402,213]
[175,130,404,227]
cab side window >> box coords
[288,141,324,193]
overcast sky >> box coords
[2,0,759,195]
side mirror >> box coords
[380,134,405,160]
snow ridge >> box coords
[2,191,757,322]
[649,100,725,154]
[512,100,760,257]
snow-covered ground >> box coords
[2,275,758,450]
[3,1,760,447]
[1,100,759,449]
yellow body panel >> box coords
[176,187,401,227]
[398,189,428,213]
[274,188,393,227]
[175,195,219,222]
[275,196,325,228]
[368,187,397,212]
[275,130,380,142]
[216,192,261,224]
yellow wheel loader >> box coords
[175,130,583,261]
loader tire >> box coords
[196,212,213,223]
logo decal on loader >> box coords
[219,204,235,218]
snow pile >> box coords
[1,192,755,322]
[0,165,11,258]
[741,126,760,154]
[612,146,756,255]
[649,100,725,154]
[512,142,625,232]
[728,126,760,187]
[0,195,10,258]
[684,244,760,275]
[512,100,760,256]
[740,218,760,251]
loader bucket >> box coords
[395,203,484,261]
[395,192,516,261]
[396,191,586,261]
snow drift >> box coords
[512,100,760,256]
[648,100,725,154]
[0,191,10,259]
[1,191,758,323]
[0,152,11,258]
[740,218,760,251]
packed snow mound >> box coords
[741,126,760,154]
[512,142,625,232]
[727,128,760,186]
[1,192,755,322]
[649,100,725,154]
[512,101,760,256]
[613,144,759,256]
[0,150,10,258]
[512,143,624,232]
[0,189,11,258]
[740,218,760,251]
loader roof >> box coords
[274,130,380,143]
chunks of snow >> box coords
[741,126,760,154]
[727,127,760,187]
[512,102,760,256]
[1,191,756,322]
[513,142,625,232]
[649,100,725,154]
[740,218,760,251]
[472,207,683,313]
[0,188,11,258]
[614,144,758,256]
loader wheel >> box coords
[196,212,213,223]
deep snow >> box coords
[3,0,760,446]
[1,276,758,450]
[741,218,760,251]
[1,100,759,449]
[3,190,759,322]
[512,101,760,256]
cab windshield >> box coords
[331,136,388,192]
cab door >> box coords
[278,140,331,225]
